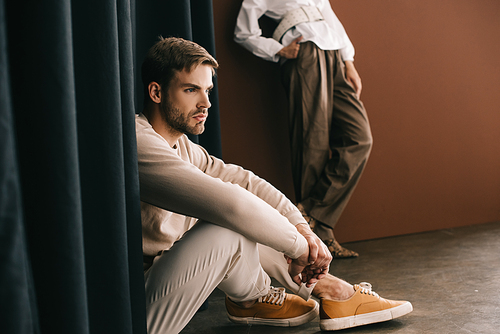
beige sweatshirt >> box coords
[136,114,308,259]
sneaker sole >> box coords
[227,301,319,327]
[320,301,413,331]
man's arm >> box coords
[203,156,332,285]
[188,139,332,284]
[190,140,307,227]
[137,117,307,259]
[234,0,283,62]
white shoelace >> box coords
[358,282,379,297]
[259,286,286,306]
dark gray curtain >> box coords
[0,0,221,333]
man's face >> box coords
[160,64,213,136]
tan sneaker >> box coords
[320,283,413,331]
[225,286,319,327]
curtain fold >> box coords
[6,0,91,333]
[1,0,221,333]
[0,2,40,333]
[71,0,146,332]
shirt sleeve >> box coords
[136,120,308,259]
[234,0,284,62]
[320,2,355,61]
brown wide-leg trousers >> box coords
[281,42,373,241]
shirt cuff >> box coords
[284,207,308,226]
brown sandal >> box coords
[324,238,359,258]
[297,203,358,258]
[297,203,316,229]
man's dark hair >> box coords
[141,36,219,106]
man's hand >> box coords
[344,60,362,98]
[285,250,311,286]
[295,223,331,267]
[276,36,303,59]
[286,223,332,287]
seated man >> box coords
[138,36,412,333]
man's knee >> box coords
[352,120,373,158]
[192,222,257,255]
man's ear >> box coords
[148,82,162,104]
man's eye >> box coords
[186,88,195,93]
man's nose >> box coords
[198,93,211,109]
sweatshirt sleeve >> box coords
[234,0,283,62]
[184,136,306,227]
[136,118,308,259]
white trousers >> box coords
[144,221,311,334]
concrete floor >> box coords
[181,221,500,333]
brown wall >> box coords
[212,0,500,242]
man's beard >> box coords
[160,98,206,136]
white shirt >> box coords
[234,0,355,63]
